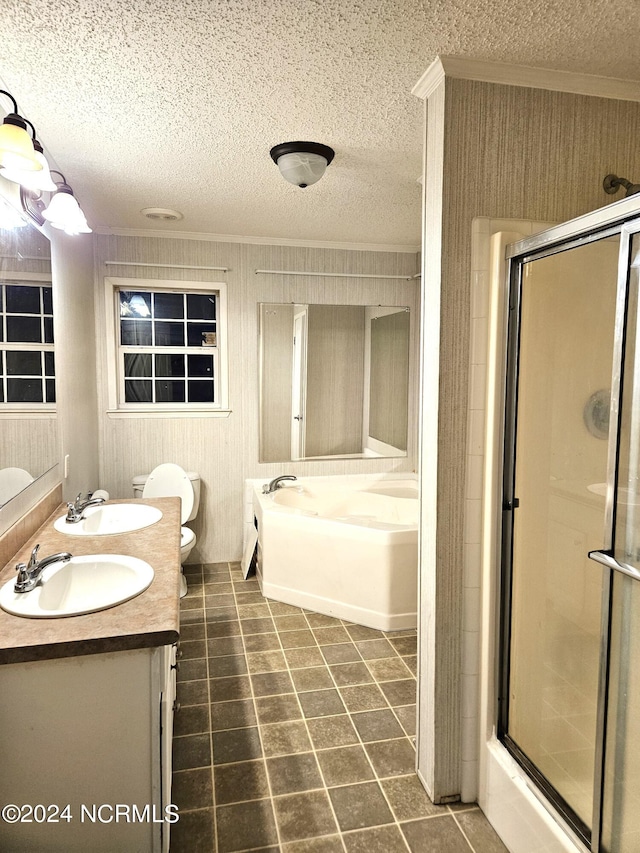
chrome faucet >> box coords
[65,491,106,524]
[262,475,297,494]
[14,544,72,593]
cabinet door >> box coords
[0,649,157,852]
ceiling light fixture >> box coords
[0,90,42,173]
[270,141,335,188]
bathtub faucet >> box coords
[263,475,297,494]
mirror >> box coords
[0,224,56,507]
[259,303,410,462]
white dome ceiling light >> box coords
[270,141,335,189]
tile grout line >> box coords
[451,809,481,852]
[199,563,219,852]
[266,596,349,852]
[229,566,286,852]
[326,613,416,851]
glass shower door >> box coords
[501,234,620,840]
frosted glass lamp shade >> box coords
[270,142,335,188]
[275,152,328,187]
[42,184,91,233]
[0,117,42,172]
[1,148,57,191]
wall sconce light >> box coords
[21,171,91,235]
[1,118,56,192]
[0,89,90,235]
[0,90,42,173]
[603,173,640,197]
[42,172,91,234]
[270,141,335,188]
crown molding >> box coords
[413,55,640,102]
[93,225,419,254]
[412,57,446,100]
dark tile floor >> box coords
[169,562,508,853]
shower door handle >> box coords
[588,549,640,582]
[294,415,303,421]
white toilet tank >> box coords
[132,470,201,522]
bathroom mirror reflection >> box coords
[0,224,57,507]
[259,303,410,462]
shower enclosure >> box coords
[495,198,640,852]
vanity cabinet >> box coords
[0,643,177,852]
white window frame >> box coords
[0,272,55,414]
[105,277,230,418]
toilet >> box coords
[132,464,201,598]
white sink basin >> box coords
[0,554,154,618]
[53,503,162,536]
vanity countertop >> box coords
[0,497,181,665]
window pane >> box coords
[42,287,53,315]
[7,377,43,402]
[120,291,152,318]
[188,354,214,377]
[187,322,216,347]
[124,353,152,377]
[188,380,214,403]
[124,379,152,402]
[44,351,55,376]
[155,354,185,376]
[155,322,184,347]
[155,380,186,403]
[153,293,184,319]
[187,293,216,320]
[121,319,152,346]
[46,378,56,403]
[7,316,41,343]
[6,351,41,375]
[6,285,40,314]
[43,316,54,344]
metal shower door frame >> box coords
[497,195,640,852]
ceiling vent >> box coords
[140,207,183,221]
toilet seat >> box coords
[181,527,196,549]
[142,463,194,524]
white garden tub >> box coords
[248,474,418,631]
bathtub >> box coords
[247,474,418,631]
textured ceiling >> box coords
[1,0,639,248]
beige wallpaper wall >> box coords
[94,235,419,562]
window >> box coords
[105,278,228,415]
[0,278,55,408]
